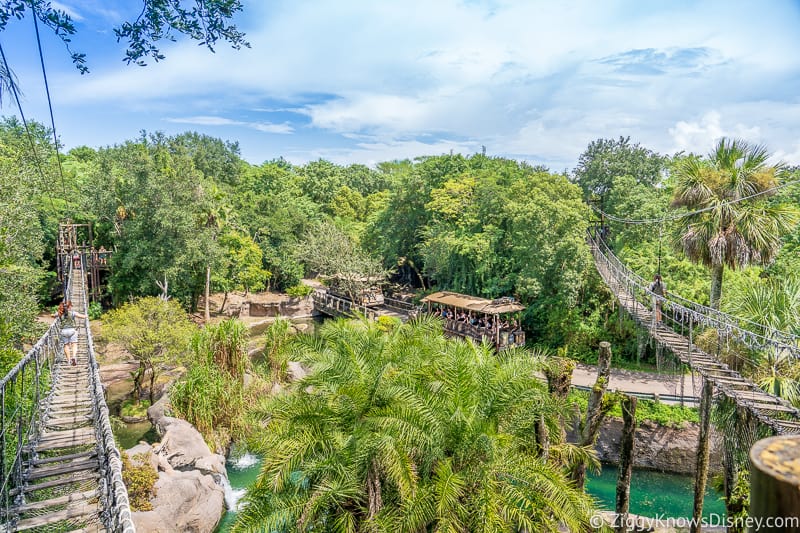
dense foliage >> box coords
[236,317,597,532]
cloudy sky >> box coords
[3,0,800,169]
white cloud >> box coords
[51,1,84,21]
[37,0,800,167]
[166,116,293,135]
[668,111,761,155]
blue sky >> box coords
[2,0,800,170]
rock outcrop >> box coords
[570,417,722,475]
[127,395,227,533]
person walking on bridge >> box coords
[648,274,666,323]
[57,301,86,366]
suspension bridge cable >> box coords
[590,177,800,225]
[0,39,56,211]
[32,4,68,203]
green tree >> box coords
[83,133,227,307]
[574,136,666,201]
[104,297,195,404]
[0,117,50,357]
[213,230,270,311]
[671,138,800,310]
[728,276,800,404]
[235,317,596,532]
[299,221,387,302]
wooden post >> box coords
[750,436,800,533]
[691,379,713,533]
[573,341,613,489]
[616,395,637,533]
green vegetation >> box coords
[235,317,597,532]
[170,319,268,450]
[104,297,195,404]
[121,453,159,512]
[285,284,312,298]
[2,111,799,530]
[120,399,151,419]
[570,390,699,428]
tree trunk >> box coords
[148,360,156,405]
[535,413,549,461]
[220,291,228,313]
[367,460,383,519]
[710,264,724,310]
[691,379,713,533]
[544,358,574,441]
[615,395,637,533]
[204,264,211,322]
[573,341,613,490]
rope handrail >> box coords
[75,259,135,532]
[589,231,800,360]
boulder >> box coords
[129,393,228,532]
[132,469,225,533]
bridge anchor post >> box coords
[750,436,800,533]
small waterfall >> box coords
[221,452,262,512]
[221,475,248,511]
[230,452,260,469]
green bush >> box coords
[569,389,698,427]
[120,399,150,419]
[87,301,103,320]
[122,453,158,511]
[286,284,312,297]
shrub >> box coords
[569,389,698,427]
[87,301,103,320]
[120,399,150,419]
[122,453,158,511]
[286,284,312,298]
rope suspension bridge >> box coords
[588,229,800,435]
[0,261,133,532]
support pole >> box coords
[573,341,613,490]
[615,395,637,533]
[691,378,713,533]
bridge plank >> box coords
[17,489,97,513]
[27,459,100,481]
[14,501,100,531]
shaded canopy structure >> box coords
[421,291,525,315]
[421,291,525,350]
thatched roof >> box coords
[420,291,525,315]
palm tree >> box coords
[672,138,800,530]
[671,138,799,310]
[234,316,597,532]
[730,276,800,404]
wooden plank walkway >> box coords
[10,267,105,532]
[591,242,800,435]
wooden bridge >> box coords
[589,231,800,435]
[311,290,416,322]
[1,263,133,532]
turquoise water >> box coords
[216,454,263,532]
[587,465,725,519]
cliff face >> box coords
[570,417,723,475]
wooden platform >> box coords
[591,243,800,435]
[7,268,104,532]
